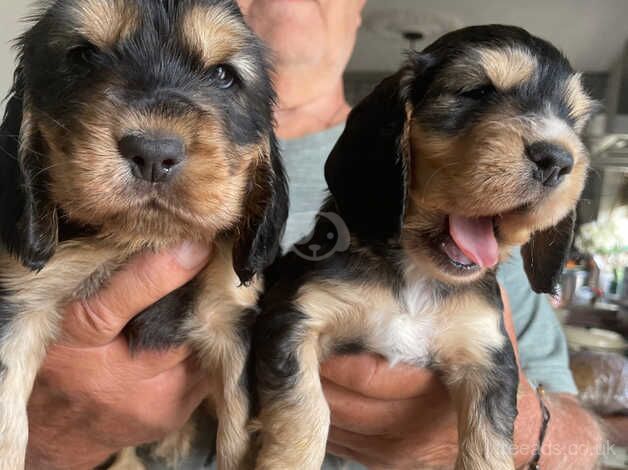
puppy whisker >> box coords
[29,161,64,180]
[39,111,71,134]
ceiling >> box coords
[348,0,628,73]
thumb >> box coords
[61,242,211,348]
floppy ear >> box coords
[324,72,408,242]
[232,137,289,284]
[521,211,576,295]
[0,67,58,270]
[324,54,434,243]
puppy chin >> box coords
[496,196,575,249]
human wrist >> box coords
[513,378,544,468]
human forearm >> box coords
[512,378,543,468]
[522,392,602,469]
[513,375,603,469]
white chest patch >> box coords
[366,274,439,367]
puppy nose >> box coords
[526,142,573,187]
[118,135,185,183]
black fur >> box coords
[522,211,576,295]
[268,207,409,294]
[484,337,519,440]
[21,0,275,149]
[414,25,576,134]
[254,254,314,399]
[0,72,58,271]
[233,137,289,284]
[324,72,408,244]
[94,455,117,470]
[334,342,366,356]
[479,280,519,440]
[235,305,261,417]
[124,282,197,351]
[254,303,307,394]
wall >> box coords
[0,1,30,98]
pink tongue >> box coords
[448,215,499,268]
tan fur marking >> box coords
[71,0,137,49]
[152,420,197,469]
[256,333,329,470]
[433,293,504,370]
[256,282,390,469]
[477,47,536,91]
[40,103,265,249]
[181,5,249,67]
[408,103,588,267]
[410,116,527,217]
[298,282,386,348]
[450,377,515,470]
[182,242,260,470]
[438,295,514,470]
[108,448,146,470]
[564,74,595,132]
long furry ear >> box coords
[233,137,289,284]
[324,54,434,243]
[324,72,408,243]
[521,211,576,295]
[0,67,58,270]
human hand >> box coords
[322,289,539,469]
[26,243,212,470]
[322,354,458,469]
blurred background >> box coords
[0,0,626,467]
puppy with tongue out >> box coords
[254,25,592,470]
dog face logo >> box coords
[292,212,350,261]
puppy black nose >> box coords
[118,135,185,183]
[526,142,573,187]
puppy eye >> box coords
[459,84,496,100]
[67,42,99,66]
[209,65,236,89]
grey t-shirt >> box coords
[281,124,346,249]
[171,123,576,470]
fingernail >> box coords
[173,241,211,270]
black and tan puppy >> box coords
[0,1,287,469]
[253,25,593,470]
